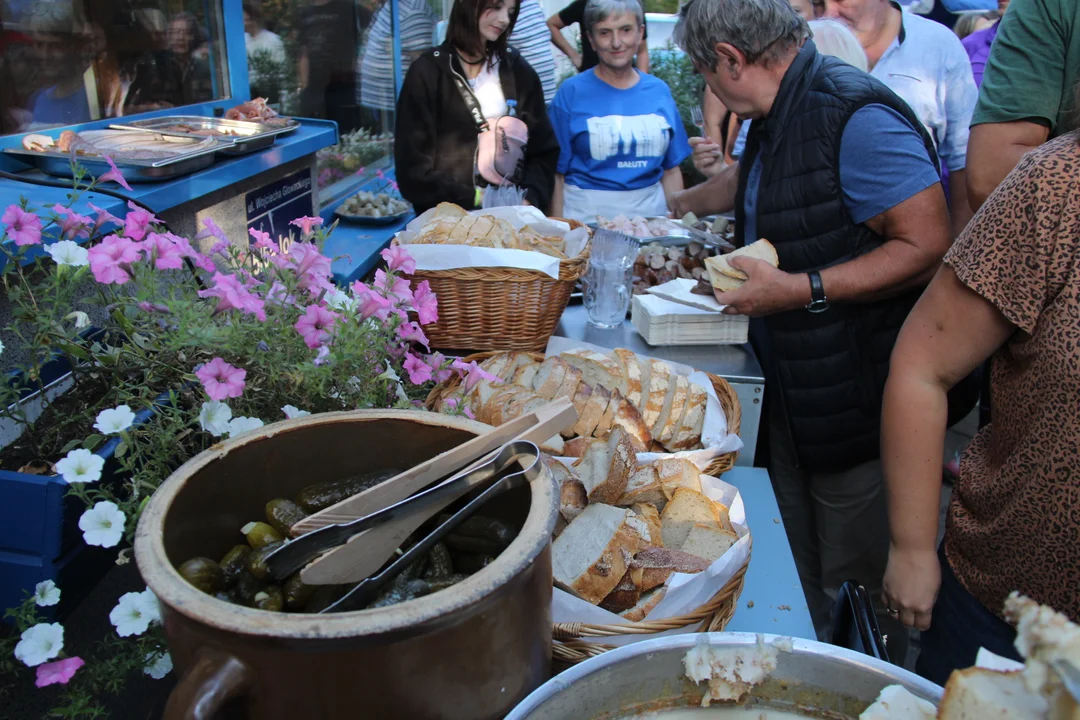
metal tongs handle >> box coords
[322,444,542,612]
[264,441,539,581]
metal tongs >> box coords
[265,441,541,613]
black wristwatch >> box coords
[806,271,829,313]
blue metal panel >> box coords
[223,0,251,101]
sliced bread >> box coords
[643,360,673,430]
[540,435,565,455]
[631,503,663,548]
[511,361,541,389]
[610,349,643,407]
[552,504,641,605]
[532,357,568,400]
[572,431,633,505]
[562,436,592,458]
[560,476,588,523]
[704,256,746,292]
[634,353,653,416]
[554,363,584,404]
[572,382,610,439]
[593,389,622,438]
[669,384,707,451]
[612,398,652,451]
[937,668,1046,719]
[567,381,595,438]
[560,349,625,394]
[655,458,702,500]
[660,488,722,549]
[600,566,644,613]
[478,351,517,381]
[658,375,690,445]
[631,547,711,591]
[619,587,666,622]
[679,523,739,563]
[712,238,779,280]
[617,464,662,507]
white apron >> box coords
[562,182,668,224]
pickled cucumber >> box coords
[302,584,350,613]
[247,540,284,580]
[453,515,515,546]
[234,572,265,606]
[283,573,316,611]
[178,557,225,594]
[367,578,431,609]
[423,543,454,580]
[219,544,252,586]
[453,552,495,575]
[293,469,402,513]
[242,521,284,549]
[264,498,307,537]
[252,585,285,612]
[427,574,470,593]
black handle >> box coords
[830,580,890,662]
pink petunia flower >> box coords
[396,321,429,349]
[166,233,216,272]
[412,280,438,325]
[87,235,142,284]
[198,272,266,321]
[2,205,43,246]
[463,406,475,419]
[35,657,84,688]
[454,359,501,393]
[426,351,454,383]
[403,352,433,385]
[289,216,323,237]
[140,232,185,270]
[87,202,122,234]
[353,282,393,321]
[52,205,92,242]
[98,155,132,191]
[137,301,170,314]
[380,246,416,275]
[194,218,229,246]
[195,358,247,400]
[294,305,339,348]
[373,269,413,307]
[123,202,158,242]
[248,227,278,254]
[286,241,334,294]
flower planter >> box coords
[0,356,156,619]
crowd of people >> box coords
[391,0,1080,686]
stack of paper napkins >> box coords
[631,280,749,345]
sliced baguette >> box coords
[611,349,644,407]
[466,378,503,417]
[631,546,711,591]
[600,566,644,613]
[619,587,666,622]
[560,349,625,394]
[567,381,595,438]
[554,363,584,404]
[660,488,722,549]
[643,360,673,430]
[532,357,568,400]
[679,523,739,563]
[478,352,516,381]
[669,384,707,451]
[612,397,652,451]
[552,504,641,605]
[511,362,541,389]
[572,382,610,439]
[658,375,690,445]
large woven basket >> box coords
[395,218,590,352]
[552,538,751,668]
[425,351,742,476]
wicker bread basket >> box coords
[425,350,742,476]
[394,218,590,352]
[426,349,748,667]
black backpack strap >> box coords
[450,70,490,133]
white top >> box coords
[468,60,508,120]
[508,0,557,103]
[869,9,978,172]
[245,30,286,63]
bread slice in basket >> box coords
[561,349,625,394]
[572,427,635,504]
[552,503,642,605]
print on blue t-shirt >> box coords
[549,70,691,192]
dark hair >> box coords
[446,0,519,62]
[243,1,264,25]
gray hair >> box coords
[674,0,809,70]
[808,19,867,71]
[583,0,645,37]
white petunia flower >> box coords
[46,240,90,267]
[93,405,135,435]
[281,405,310,420]
[0,339,5,356]
[14,622,64,667]
[65,311,91,329]
[33,580,61,607]
[79,501,125,547]
[377,366,401,383]
[226,416,264,438]
[198,401,232,437]
[109,588,160,637]
[54,448,104,484]
[324,288,357,313]
[143,651,173,679]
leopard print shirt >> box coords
[943,133,1080,621]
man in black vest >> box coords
[672,0,952,646]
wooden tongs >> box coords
[263,397,577,591]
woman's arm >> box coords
[635,40,649,73]
[724,114,741,165]
[546,13,582,69]
[881,264,1015,630]
[703,89,724,146]
[551,174,565,217]
[661,166,684,206]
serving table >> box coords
[555,305,765,465]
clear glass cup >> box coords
[583,261,633,329]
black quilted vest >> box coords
[735,41,939,473]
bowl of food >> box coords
[135,410,559,720]
[334,190,412,225]
[507,632,943,719]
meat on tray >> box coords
[597,215,685,239]
[225,97,291,128]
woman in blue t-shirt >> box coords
[548,0,690,223]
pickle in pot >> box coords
[427,574,470,593]
[423,543,454,580]
[178,557,226,594]
[293,469,402,513]
[234,572,266,606]
[242,521,284,549]
[253,585,285,612]
[367,578,431,609]
[247,540,284,580]
[219,544,252,586]
[265,498,308,536]
[283,573,317,611]
[452,552,495,575]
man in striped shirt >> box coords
[510,0,558,103]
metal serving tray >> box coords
[110,115,299,156]
[3,135,220,183]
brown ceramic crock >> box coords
[134,409,558,720]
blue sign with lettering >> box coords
[246,168,314,245]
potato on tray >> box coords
[338,191,410,218]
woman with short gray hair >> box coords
[548,0,690,222]
[547,0,649,73]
